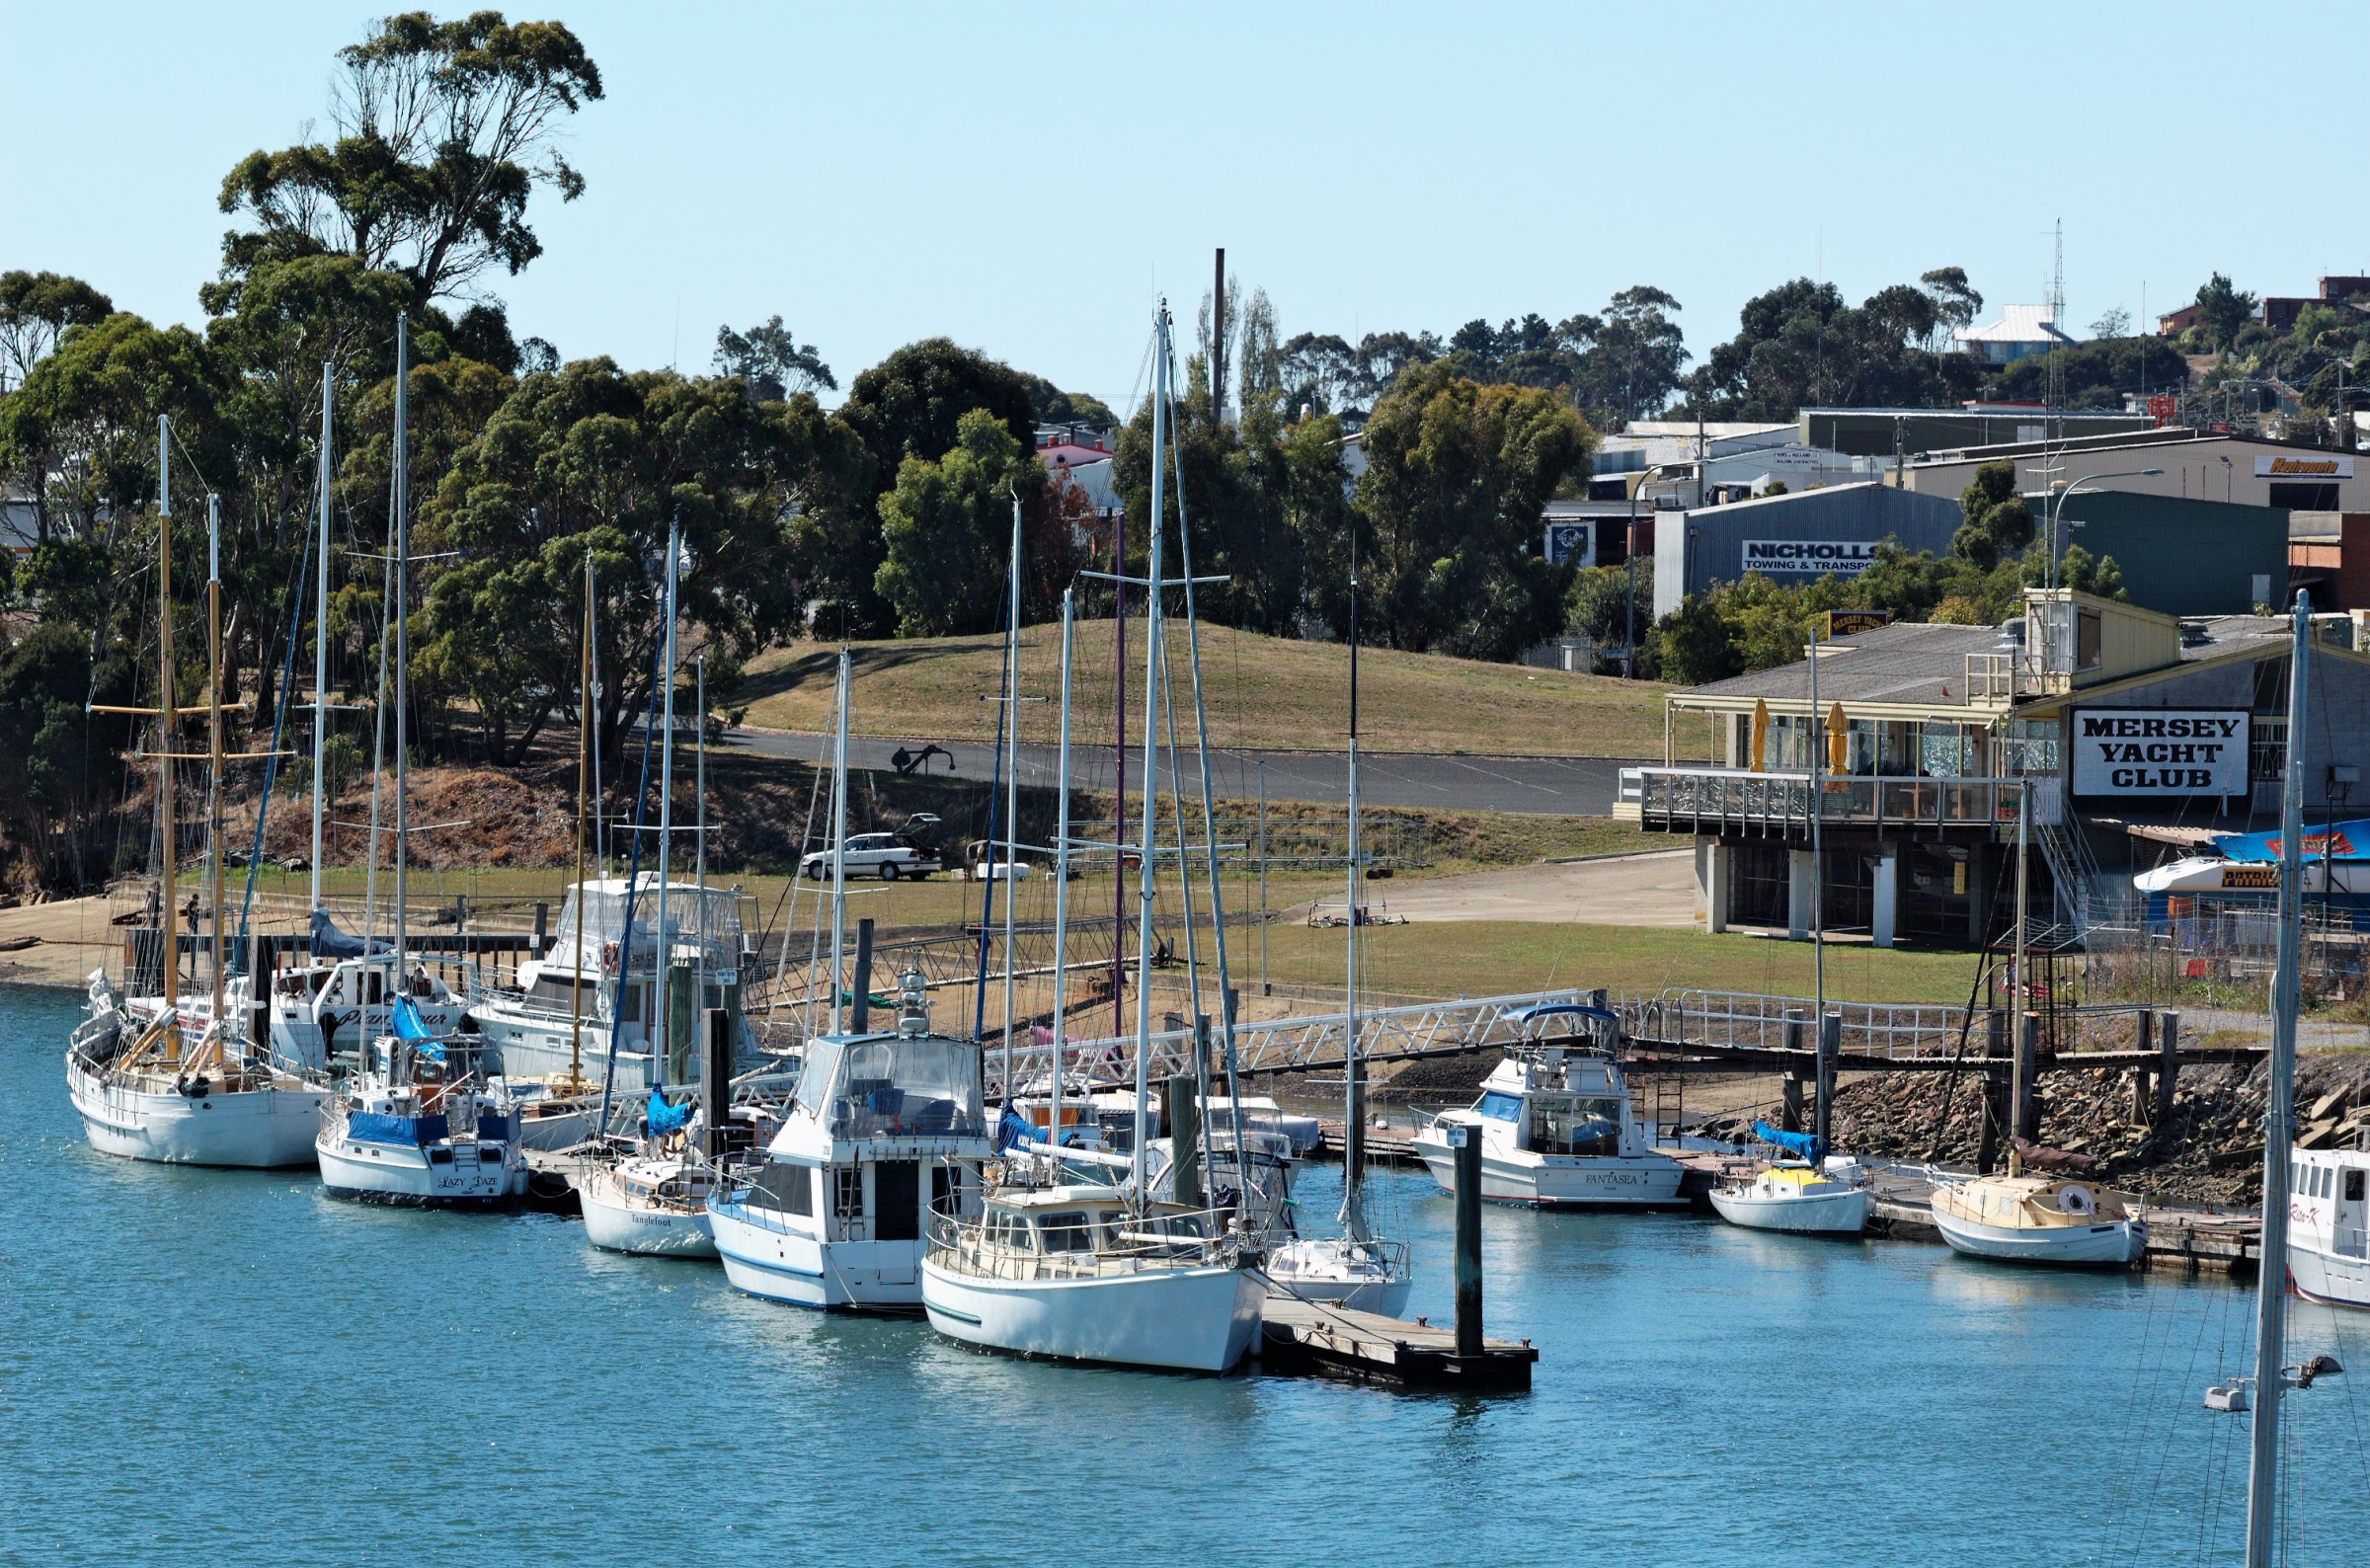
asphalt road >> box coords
[723,727,1644,817]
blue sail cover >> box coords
[1752,1121,1825,1163]
[309,907,389,960]
[646,1090,693,1136]
[2214,820,2370,863]
[348,1112,449,1146]
[391,996,434,1041]
[994,1106,1036,1154]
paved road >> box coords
[723,728,1645,817]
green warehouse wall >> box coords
[2053,492,2290,616]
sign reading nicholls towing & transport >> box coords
[2071,708,2249,797]
[1742,538,1878,577]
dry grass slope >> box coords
[739,619,1670,757]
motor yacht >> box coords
[1412,1003,1684,1208]
[2286,1143,2370,1306]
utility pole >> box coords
[1212,248,1226,426]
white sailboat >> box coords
[1413,1002,1685,1207]
[923,312,1262,1372]
[1266,550,1410,1314]
[66,416,328,1167]
[709,652,993,1308]
[313,313,527,1208]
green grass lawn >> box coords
[738,618,1674,758]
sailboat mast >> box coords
[828,649,850,1035]
[1050,588,1075,1160]
[572,551,593,1088]
[2011,787,2028,1177]
[696,654,707,1040]
[156,416,179,1045]
[1808,614,1826,1147]
[310,365,332,912]
[1343,545,1366,1236]
[658,518,679,1080]
[391,312,410,997]
[1000,494,1022,1104]
[1129,307,1171,1202]
[2244,589,2311,1568]
[206,493,225,1070]
[1112,507,1128,1036]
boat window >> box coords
[834,1166,864,1217]
[366,971,383,1005]
[750,1163,813,1216]
[1039,1212,1094,1252]
[2347,1170,2365,1203]
[1475,1091,1523,1122]
[1532,1095,1622,1157]
[988,1210,1032,1251]
[2319,1166,2333,1200]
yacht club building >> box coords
[1625,588,2370,945]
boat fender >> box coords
[2057,1186,2094,1216]
[179,1074,211,1099]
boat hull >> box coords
[581,1170,717,1258]
[1931,1208,2146,1267]
[1708,1187,1870,1235]
[2289,1239,2370,1307]
[66,1055,325,1168]
[316,1133,527,1209]
[708,1202,921,1310]
[921,1258,1264,1372]
[1413,1138,1686,1208]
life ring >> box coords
[2056,1185,2094,1215]
[601,941,620,973]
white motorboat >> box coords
[249,931,465,1073]
[582,1146,722,1258]
[708,971,990,1310]
[1708,1158,1872,1236]
[2286,1143,2370,1306]
[1928,1172,2146,1266]
[922,1184,1263,1372]
[315,1028,528,1207]
[1413,1003,1685,1208]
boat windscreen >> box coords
[798,1036,985,1139]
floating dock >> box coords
[1258,1295,1537,1391]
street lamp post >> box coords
[1623,461,1675,679]
[2043,466,2166,589]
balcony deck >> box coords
[1619,767,2059,842]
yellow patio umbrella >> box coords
[1826,701,1849,773]
[1749,698,1769,772]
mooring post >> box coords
[1815,1011,1840,1146]
[1167,1071,1202,1207]
[1781,1007,1806,1133]
[532,900,548,957]
[1977,1008,2007,1174]
[850,916,875,1032]
[701,1005,732,1158]
[2132,1009,2155,1123]
[2014,1010,2040,1144]
[1454,1125,1483,1358]
[2158,1009,2180,1124]
[247,930,270,1057]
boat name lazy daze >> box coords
[2071,708,2249,797]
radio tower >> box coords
[2047,219,2067,437]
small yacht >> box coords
[2286,1143,2370,1307]
[582,1146,723,1259]
[315,1019,528,1207]
[922,1183,1263,1372]
[1928,1172,2146,1267]
[469,875,752,1096]
[707,970,990,1310]
[67,973,329,1168]
[1412,1003,1685,1208]
[1705,1122,1871,1236]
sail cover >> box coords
[1752,1121,1825,1163]
[309,907,389,959]
[646,1090,693,1136]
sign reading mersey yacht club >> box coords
[2071,709,2249,796]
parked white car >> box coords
[801,832,936,881]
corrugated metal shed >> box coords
[1651,482,1964,618]
[2052,492,2289,616]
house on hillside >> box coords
[1953,304,2078,366]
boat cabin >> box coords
[1461,1047,1652,1159]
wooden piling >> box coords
[1167,1072,1202,1207]
[1454,1126,1483,1360]
[1977,1008,2006,1174]
[1815,1010,1840,1146]
[701,1006,733,1158]
[851,916,875,1032]
[2158,1009,2180,1124]
[2132,1009,2155,1123]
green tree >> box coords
[215,12,603,308]
[0,622,134,889]
[714,315,834,400]
[1950,459,2034,571]
[2192,273,2258,353]
[1685,275,1981,418]
[422,358,845,762]
[0,271,113,392]
[875,409,1048,637]
[1652,593,1739,685]
[1352,360,1592,659]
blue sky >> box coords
[6,1,2365,413]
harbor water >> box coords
[7,980,2370,1564]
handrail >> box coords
[1633,768,2062,831]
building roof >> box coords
[1953,304,2078,349]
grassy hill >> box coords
[739,619,1671,757]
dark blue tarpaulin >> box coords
[309,907,388,960]
[348,1112,448,1146]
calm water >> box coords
[8,981,2370,1565]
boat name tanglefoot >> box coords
[2071,709,2248,796]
